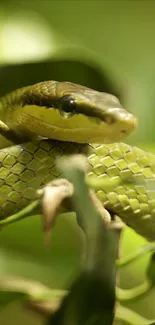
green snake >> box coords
[0,80,155,241]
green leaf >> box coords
[47,155,118,325]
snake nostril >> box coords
[121,130,127,134]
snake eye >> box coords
[59,95,76,115]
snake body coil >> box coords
[1,139,155,241]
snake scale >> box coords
[0,80,155,241]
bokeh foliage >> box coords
[0,1,155,324]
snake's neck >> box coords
[0,87,27,125]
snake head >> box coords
[1,80,137,144]
[54,81,137,143]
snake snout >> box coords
[119,113,137,136]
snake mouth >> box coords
[11,107,136,144]
[4,101,137,144]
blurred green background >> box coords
[0,0,155,324]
